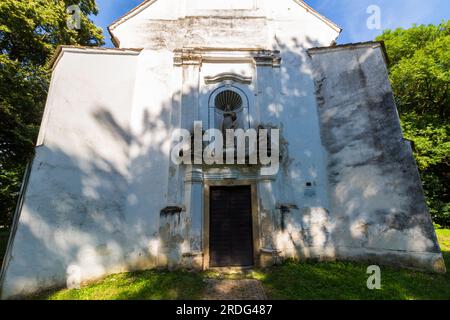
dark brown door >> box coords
[209,186,253,267]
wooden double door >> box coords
[209,186,254,267]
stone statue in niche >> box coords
[221,104,239,134]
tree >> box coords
[0,0,104,228]
[377,21,450,227]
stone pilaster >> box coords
[257,174,281,266]
[183,165,204,268]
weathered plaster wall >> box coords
[125,49,175,269]
[0,49,142,298]
[110,0,339,50]
[118,0,340,269]
[0,1,343,298]
[2,0,443,299]
[309,43,445,272]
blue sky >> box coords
[92,0,450,47]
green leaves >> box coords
[0,1,104,228]
[378,21,450,68]
[389,36,450,117]
[400,114,450,170]
[0,0,104,64]
[377,21,450,226]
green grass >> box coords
[37,269,204,300]
[256,228,450,300]
[15,228,450,300]
[437,228,450,250]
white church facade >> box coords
[0,0,445,298]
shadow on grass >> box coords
[36,269,205,300]
[258,229,450,300]
[19,229,450,300]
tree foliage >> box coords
[377,21,450,227]
[0,0,104,228]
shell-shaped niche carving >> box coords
[214,90,243,112]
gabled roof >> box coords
[108,0,157,32]
[308,41,389,66]
[108,0,341,45]
[293,0,341,32]
[48,46,143,70]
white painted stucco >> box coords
[0,0,444,299]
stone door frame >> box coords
[203,179,261,269]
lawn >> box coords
[256,227,450,300]
[37,269,204,300]
[11,228,450,300]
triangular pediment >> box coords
[108,0,341,35]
